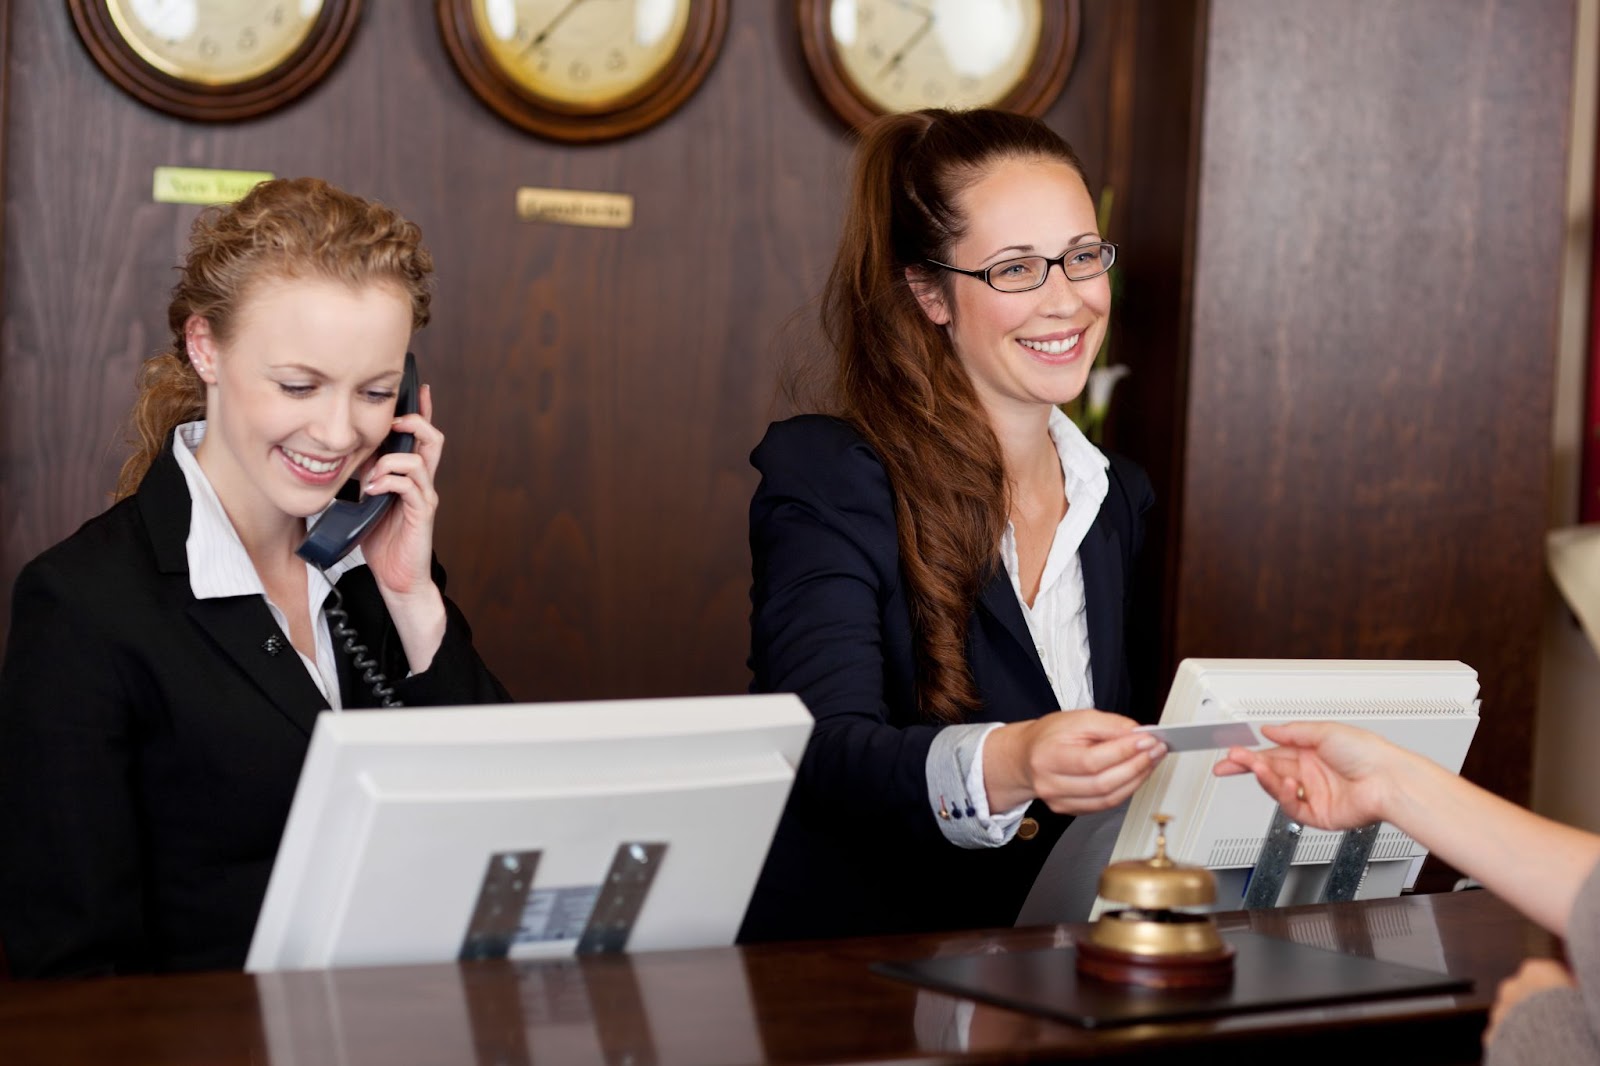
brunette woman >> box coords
[0,178,509,977]
[739,109,1162,942]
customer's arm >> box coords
[1215,722,1600,936]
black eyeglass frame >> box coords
[924,241,1118,293]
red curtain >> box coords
[1582,88,1600,523]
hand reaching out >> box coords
[987,709,1166,815]
[1212,721,1407,831]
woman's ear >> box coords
[905,266,952,326]
[184,315,219,385]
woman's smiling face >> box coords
[913,156,1110,420]
[190,275,412,528]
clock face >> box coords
[828,0,1043,114]
[104,0,326,87]
[470,0,693,110]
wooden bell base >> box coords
[1075,938,1236,990]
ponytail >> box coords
[115,352,206,499]
[817,109,1089,722]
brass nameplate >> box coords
[153,167,274,205]
[516,187,634,229]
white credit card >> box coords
[1133,720,1261,753]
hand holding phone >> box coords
[297,352,420,570]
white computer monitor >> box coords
[246,694,812,973]
[1094,659,1480,916]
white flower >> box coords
[1085,364,1130,420]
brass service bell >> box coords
[1076,813,1235,989]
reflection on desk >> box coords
[0,890,1557,1065]
[256,949,762,1065]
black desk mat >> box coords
[872,932,1472,1029]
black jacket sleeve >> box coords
[0,557,148,977]
[749,417,948,845]
[335,560,513,708]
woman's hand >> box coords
[360,383,442,598]
[358,383,447,672]
[1212,721,1411,832]
[1483,957,1576,1047]
[985,710,1165,815]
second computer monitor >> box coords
[1100,659,1479,913]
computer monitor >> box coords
[1095,659,1480,915]
[246,694,812,973]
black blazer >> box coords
[738,416,1154,942]
[0,446,510,977]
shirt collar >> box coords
[994,406,1110,604]
[171,421,365,601]
[1046,405,1110,499]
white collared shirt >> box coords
[927,407,1111,846]
[172,421,366,711]
[996,405,1109,713]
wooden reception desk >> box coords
[0,889,1552,1065]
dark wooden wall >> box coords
[1100,0,1208,720]
[1169,0,1576,807]
[0,1,1577,814]
[0,2,1130,702]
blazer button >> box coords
[1017,817,1039,840]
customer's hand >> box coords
[1212,721,1411,831]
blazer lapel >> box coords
[136,443,197,575]
[976,567,1055,703]
[1078,514,1124,713]
[138,444,330,736]
[976,567,1033,657]
[186,597,330,736]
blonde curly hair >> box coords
[116,177,433,499]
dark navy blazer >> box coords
[738,415,1154,942]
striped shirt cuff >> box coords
[926,722,1032,848]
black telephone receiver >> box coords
[296,351,420,570]
[300,352,420,709]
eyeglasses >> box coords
[924,241,1117,293]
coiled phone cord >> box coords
[324,584,402,708]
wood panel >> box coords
[1101,0,1208,719]
[0,4,1127,702]
[1176,0,1577,804]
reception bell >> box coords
[1076,813,1235,989]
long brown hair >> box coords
[116,177,433,499]
[819,109,1090,723]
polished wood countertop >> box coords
[0,890,1553,1065]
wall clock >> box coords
[797,0,1078,129]
[68,0,362,122]
[436,0,728,143]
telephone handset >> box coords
[297,351,419,569]
[300,351,420,709]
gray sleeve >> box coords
[926,723,1028,848]
[1484,986,1599,1066]
[1566,857,1600,1022]
[1484,858,1600,1066]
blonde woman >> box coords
[0,178,508,978]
